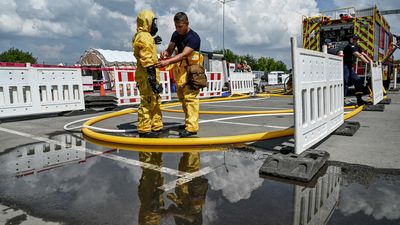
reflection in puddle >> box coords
[0,134,87,177]
[138,152,208,224]
[0,135,399,225]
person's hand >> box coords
[156,59,169,68]
[160,51,169,59]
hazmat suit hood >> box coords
[136,10,156,34]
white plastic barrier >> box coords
[0,64,85,119]
[8,134,86,177]
[292,38,344,154]
[115,69,172,106]
[370,62,384,105]
[229,72,254,94]
[268,74,278,85]
[199,72,223,98]
[293,166,341,225]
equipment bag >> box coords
[187,64,207,89]
[185,52,207,90]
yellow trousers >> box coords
[176,85,200,132]
[136,69,163,133]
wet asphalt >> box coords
[0,92,399,225]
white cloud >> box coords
[0,0,399,65]
[204,152,264,203]
[340,183,400,220]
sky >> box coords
[0,0,399,67]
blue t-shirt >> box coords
[170,29,201,53]
[343,42,360,67]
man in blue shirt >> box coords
[157,12,203,137]
[343,34,371,106]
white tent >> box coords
[78,48,136,66]
[78,48,137,89]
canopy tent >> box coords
[78,48,137,67]
[78,48,137,89]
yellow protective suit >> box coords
[175,52,204,133]
[138,152,164,225]
[132,10,163,134]
[167,152,208,224]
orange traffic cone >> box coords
[100,83,106,96]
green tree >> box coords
[257,57,268,72]
[0,48,37,63]
[214,49,239,63]
[275,60,288,73]
[212,49,289,74]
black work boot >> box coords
[139,131,159,138]
[356,94,368,106]
[179,130,197,138]
[177,124,186,130]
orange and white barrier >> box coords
[199,72,223,98]
[115,69,140,105]
[114,69,172,106]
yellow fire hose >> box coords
[81,94,364,150]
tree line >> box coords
[0,48,37,64]
[1,47,289,75]
[214,49,288,74]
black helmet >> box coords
[352,34,359,39]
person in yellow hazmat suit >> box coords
[138,152,165,225]
[156,12,204,138]
[167,152,208,224]
[133,10,164,138]
[137,151,207,225]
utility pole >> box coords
[219,0,235,55]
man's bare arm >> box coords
[361,52,373,62]
[157,46,194,67]
[160,42,176,59]
[354,51,369,64]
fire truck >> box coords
[302,6,400,89]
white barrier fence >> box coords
[115,69,172,106]
[8,134,86,177]
[370,62,384,105]
[268,73,278,85]
[229,72,254,94]
[199,72,223,98]
[0,64,85,119]
[292,38,344,154]
[267,73,290,85]
[293,166,341,225]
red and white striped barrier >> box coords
[199,72,223,98]
[115,69,140,105]
[114,69,172,106]
[159,70,172,101]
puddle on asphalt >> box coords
[0,133,399,225]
